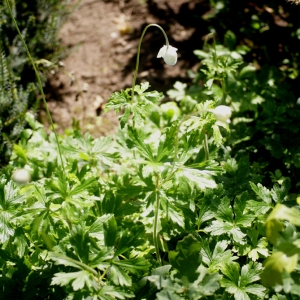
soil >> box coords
[42,0,300,136]
[43,0,208,136]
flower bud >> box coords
[12,168,31,184]
[157,45,178,66]
[211,105,232,123]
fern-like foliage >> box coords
[0,0,71,85]
[0,0,74,166]
[0,49,31,166]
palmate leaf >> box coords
[105,83,162,128]
[221,261,266,300]
[105,89,130,114]
[160,195,185,228]
[169,234,202,283]
[126,126,154,161]
[186,265,221,299]
[205,220,246,244]
[247,238,269,262]
[0,212,14,244]
[175,166,217,191]
[261,251,299,287]
[114,225,145,257]
[196,187,224,227]
[270,179,291,203]
[69,224,91,264]
[88,214,114,241]
[0,179,26,243]
[250,182,272,204]
[234,192,256,227]
[109,265,132,286]
[246,200,272,217]
[201,240,237,272]
[204,194,256,244]
[148,260,221,299]
[265,203,300,245]
[156,123,178,162]
[51,270,93,291]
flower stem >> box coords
[204,133,209,160]
[5,0,65,172]
[153,189,162,265]
[131,24,169,103]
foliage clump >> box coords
[1,1,300,299]
[0,0,72,164]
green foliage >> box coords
[0,50,32,165]
[0,0,73,166]
[2,0,300,298]
[0,0,72,84]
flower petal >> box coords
[157,45,167,58]
[157,45,178,65]
[211,105,232,123]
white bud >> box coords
[12,169,31,184]
[157,45,178,66]
[211,105,232,123]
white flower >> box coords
[211,105,232,123]
[157,45,178,66]
[12,168,31,184]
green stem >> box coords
[204,133,209,160]
[153,189,162,265]
[50,252,98,276]
[131,24,169,103]
[5,0,65,172]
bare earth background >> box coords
[43,0,206,136]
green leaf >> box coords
[105,90,130,114]
[169,234,202,283]
[221,262,240,285]
[212,124,223,146]
[103,215,118,247]
[114,225,145,257]
[266,204,300,245]
[0,179,26,243]
[186,265,221,299]
[89,214,114,240]
[234,192,255,227]
[224,30,237,50]
[98,285,135,299]
[261,251,298,287]
[201,240,236,272]
[109,265,132,286]
[246,200,272,216]
[160,196,185,228]
[176,166,217,190]
[221,262,266,299]
[155,123,178,162]
[156,290,182,300]
[239,65,256,79]
[49,252,98,276]
[69,224,90,264]
[250,181,272,204]
[51,270,92,291]
[270,179,291,203]
[127,126,154,161]
[112,257,150,275]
